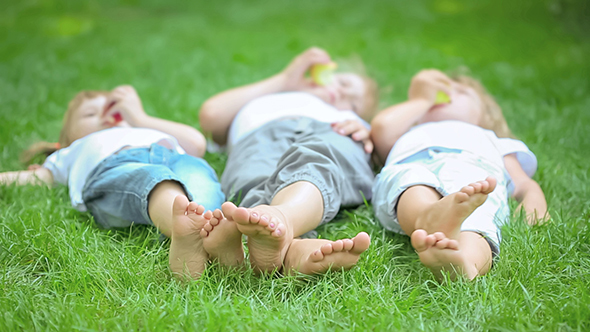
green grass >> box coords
[1,0,589,330]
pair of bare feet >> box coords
[410,177,497,281]
[168,197,371,279]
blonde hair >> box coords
[336,54,379,121]
[20,90,109,164]
[450,75,513,138]
[360,75,379,122]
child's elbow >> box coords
[199,101,216,134]
[190,133,207,158]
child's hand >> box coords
[331,120,374,153]
[408,69,453,105]
[105,85,147,126]
[279,47,332,91]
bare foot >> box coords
[284,232,371,275]
[169,195,211,280]
[200,208,245,266]
[415,177,497,239]
[222,201,292,273]
[411,229,478,281]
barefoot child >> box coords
[0,85,225,280]
[199,47,376,275]
[371,69,548,281]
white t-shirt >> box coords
[43,127,185,211]
[226,92,369,150]
[385,121,537,178]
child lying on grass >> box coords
[0,85,225,280]
[371,69,549,281]
[199,47,376,275]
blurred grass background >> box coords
[1,0,589,330]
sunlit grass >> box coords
[1,0,589,330]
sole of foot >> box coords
[284,232,371,275]
[415,177,497,239]
[222,202,292,273]
[169,195,211,281]
[411,229,478,281]
[201,208,245,266]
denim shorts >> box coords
[82,144,224,229]
[372,147,511,251]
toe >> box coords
[332,240,344,252]
[424,234,436,247]
[351,232,371,253]
[203,210,213,219]
[479,180,490,192]
[221,202,238,221]
[321,243,334,255]
[199,228,209,238]
[447,239,459,250]
[271,223,287,237]
[461,185,475,196]
[203,223,213,232]
[410,229,429,252]
[172,195,189,217]
[209,217,220,227]
[485,177,497,193]
[258,214,270,226]
[342,239,354,251]
[187,201,200,214]
[248,210,261,224]
[432,232,446,241]
[470,182,483,193]
[267,217,278,231]
[436,238,450,249]
[212,209,223,219]
[310,249,324,262]
[232,207,251,225]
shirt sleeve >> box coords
[497,138,538,178]
[42,148,73,185]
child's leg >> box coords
[397,178,496,280]
[148,180,211,280]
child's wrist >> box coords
[409,98,434,110]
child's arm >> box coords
[370,69,453,164]
[107,86,207,158]
[504,154,549,224]
[199,47,332,145]
[370,99,431,163]
[0,167,54,186]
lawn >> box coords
[1,0,589,330]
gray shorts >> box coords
[221,117,374,225]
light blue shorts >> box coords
[82,144,224,229]
[372,147,510,250]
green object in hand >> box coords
[435,91,451,104]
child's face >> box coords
[304,73,367,115]
[419,82,483,126]
[67,96,129,142]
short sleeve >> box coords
[42,148,73,185]
[497,138,538,178]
